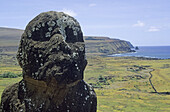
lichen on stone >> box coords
[45,32,51,37]
[48,27,53,32]
[47,20,56,27]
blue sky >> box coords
[1,0,170,46]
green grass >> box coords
[96,89,170,112]
[0,39,20,46]
[84,56,170,112]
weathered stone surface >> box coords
[0,11,97,112]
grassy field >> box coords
[0,55,170,111]
[85,56,170,112]
[0,39,20,46]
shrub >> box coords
[98,75,110,85]
[0,72,22,78]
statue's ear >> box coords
[82,59,87,72]
[17,41,24,68]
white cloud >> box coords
[60,9,77,17]
[133,20,145,27]
[89,3,96,7]
[148,26,160,32]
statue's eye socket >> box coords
[65,27,83,43]
[27,27,52,41]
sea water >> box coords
[110,46,170,59]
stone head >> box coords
[17,11,87,85]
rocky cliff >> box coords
[84,36,134,55]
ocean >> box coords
[110,46,170,59]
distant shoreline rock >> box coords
[84,36,135,55]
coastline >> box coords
[108,46,170,60]
[107,56,162,60]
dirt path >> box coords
[149,69,157,93]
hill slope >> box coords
[84,36,134,55]
[0,27,134,55]
[0,27,23,47]
[0,27,23,40]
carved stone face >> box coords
[17,11,87,85]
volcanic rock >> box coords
[0,11,97,112]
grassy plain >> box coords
[0,55,170,112]
[0,39,20,46]
[85,56,170,112]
